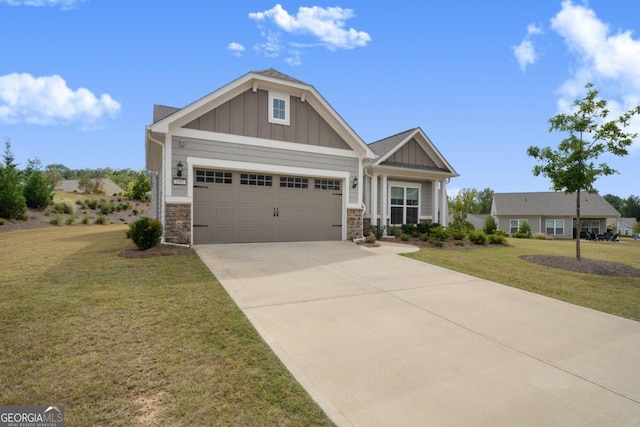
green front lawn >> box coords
[0,226,333,426]
[405,238,640,321]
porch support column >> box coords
[371,173,378,227]
[440,179,448,226]
[381,174,388,236]
[432,180,439,224]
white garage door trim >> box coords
[186,157,349,243]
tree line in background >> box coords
[0,139,150,220]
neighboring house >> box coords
[55,179,125,196]
[145,68,458,245]
[491,192,620,239]
[614,218,638,237]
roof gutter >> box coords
[145,126,165,171]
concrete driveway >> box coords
[195,241,640,426]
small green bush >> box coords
[468,230,488,245]
[49,216,63,225]
[400,233,411,241]
[450,228,466,241]
[513,221,532,238]
[82,216,92,224]
[95,215,109,225]
[430,226,449,242]
[488,233,507,245]
[65,216,76,225]
[455,240,465,246]
[0,218,5,225]
[370,224,385,239]
[431,240,444,248]
[132,209,139,216]
[483,216,498,235]
[128,216,163,250]
[493,229,509,237]
[86,199,98,210]
[401,224,418,236]
[419,233,429,242]
[52,200,74,214]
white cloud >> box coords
[252,29,282,58]
[0,73,120,127]
[226,42,245,58]
[285,51,302,66]
[513,23,542,71]
[0,0,84,9]
[550,0,640,145]
[248,4,371,61]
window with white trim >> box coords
[545,219,564,235]
[314,179,341,191]
[268,91,290,126]
[389,183,420,225]
[240,173,272,186]
[510,219,524,234]
[195,169,232,184]
[280,176,308,188]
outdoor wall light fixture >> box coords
[352,177,358,188]
[177,161,183,177]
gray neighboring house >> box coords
[491,192,620,239]
[55,179,125,196]
[614,218,638,237]
[145,69,458,245]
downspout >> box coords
[146,127,167,243]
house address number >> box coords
[173,178,187,185]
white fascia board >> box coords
[366,164,457,180]
[173,127,363,159]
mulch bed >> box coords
[519,255,640,278]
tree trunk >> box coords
[576,189,581,260]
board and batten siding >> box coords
[183,89,351,151]
[171,137,359,203]
[381,138,439,169]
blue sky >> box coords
[1,0,639,197]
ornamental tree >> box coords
[527,83,640,260]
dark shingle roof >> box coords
[493,192,620,217]
[252,68,308,85]
[153,104,180,123]
[368,128,416,157]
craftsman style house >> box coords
[145,69,458,244]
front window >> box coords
[390,183,420,225]
[590,220,600,235]
[545,219,564,235]
[268,91,290,125]
[510,219,523,234]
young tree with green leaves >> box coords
[0,140,27,220]
[527,83,640,260]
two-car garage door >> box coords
[193,169,343,244]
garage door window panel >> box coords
[195,169,232,184]
[241,173,273,186]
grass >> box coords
[0,226,333,427]
[405,237,640,321]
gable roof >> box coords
[368,127,458,176]
[618,217,638,227]
[493,192,620,217]
[146,68,375,160]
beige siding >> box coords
[183,89,351,150]
[364,178,434,222]
[382,138,438,168]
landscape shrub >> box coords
[65,216,76,225]
[364,235,376,244]
[370,224,385,239]
[400,233,411,242]
[23,170,53,209]
[450,228,466,241]
[429,226,449,242]
[94,215,108,225]
[416,223,433,235]
[431,239,443,248]
[387,227,401,237]
[52,200,74,214]
[455,240,465,246]
[49,216,63,225]
[0,141,27,220]
[488,233,507,245]
[81,216,91,224]
[132,209,139,216]
[513,221,532,238]
[85,199,99,210]
[483,215,497,235]
[493,229,509,237]
[128,216,163,250]
[468,230,488,245]
[419,233,429,242]
[99,202,115,215]
[0,218,5,225]
[401,224,417,236]
[532,232,549,240]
